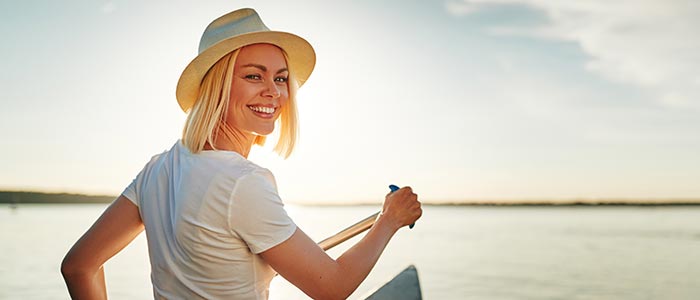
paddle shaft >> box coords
[318,212,380,251]
[317,185,416,251]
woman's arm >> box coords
[61,195,144,300]
[260,186,421,300]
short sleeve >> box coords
[228,170,297,254]
[121,153,161,207]
[122,152,165,206]
[121,174,140,206]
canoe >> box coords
[364,265,422,300]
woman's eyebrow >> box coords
[241,63,288,74]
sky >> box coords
[1,0,699,204]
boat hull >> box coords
[365,265,422,300]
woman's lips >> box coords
[247,105,276,119]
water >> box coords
[2,204,700,299]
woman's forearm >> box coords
[261,187,421,299]
[332,215,400,298]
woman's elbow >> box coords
[308,289,350,300]
[61,254,77,279]
[306,281,354,300]
[60,253,91,279]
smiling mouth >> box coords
[247,105,276,114]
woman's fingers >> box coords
[383,186,422,228]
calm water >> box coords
[1,204,699,299]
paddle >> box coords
[318,185,415,251]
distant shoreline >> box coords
[298,201,700,207]
[2,190,699,206]
[0,191,115,204]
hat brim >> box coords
[176,31,316,112]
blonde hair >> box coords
[181,47,299,158]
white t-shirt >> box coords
[122,140,296,300]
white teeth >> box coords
[248,106,275,114]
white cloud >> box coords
[101,1,116,14]
[447,0,700,109]
[445,0,490,15]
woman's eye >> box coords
[275,76,288,83]
[245,74,261,80]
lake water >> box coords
[1,204,699,299]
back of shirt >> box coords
[122,141,296,299]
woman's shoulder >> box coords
[207,164,278,203]
[133,145,172,173]
[165,140,278,188]
[198,152,275,187]
[221,160,275,185]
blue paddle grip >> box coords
[388,184,415,229]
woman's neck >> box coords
[205,123,256,158]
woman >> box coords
[61,8,421,300]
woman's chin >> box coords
[253,127,274,136]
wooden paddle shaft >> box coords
[318,212,380,251]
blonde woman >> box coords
[61,8,421,300]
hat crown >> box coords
[199,8,270,54]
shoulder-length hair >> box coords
[181,47,299,158]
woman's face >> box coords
[227,43,289,136]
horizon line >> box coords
[2,190,700,206]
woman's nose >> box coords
[262,81,281,98]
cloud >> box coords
[445,0,490,15]
[101,1,116,14]
[446,0,700,109]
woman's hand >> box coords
[380,186,422,231]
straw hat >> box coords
[176,8,316,112]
